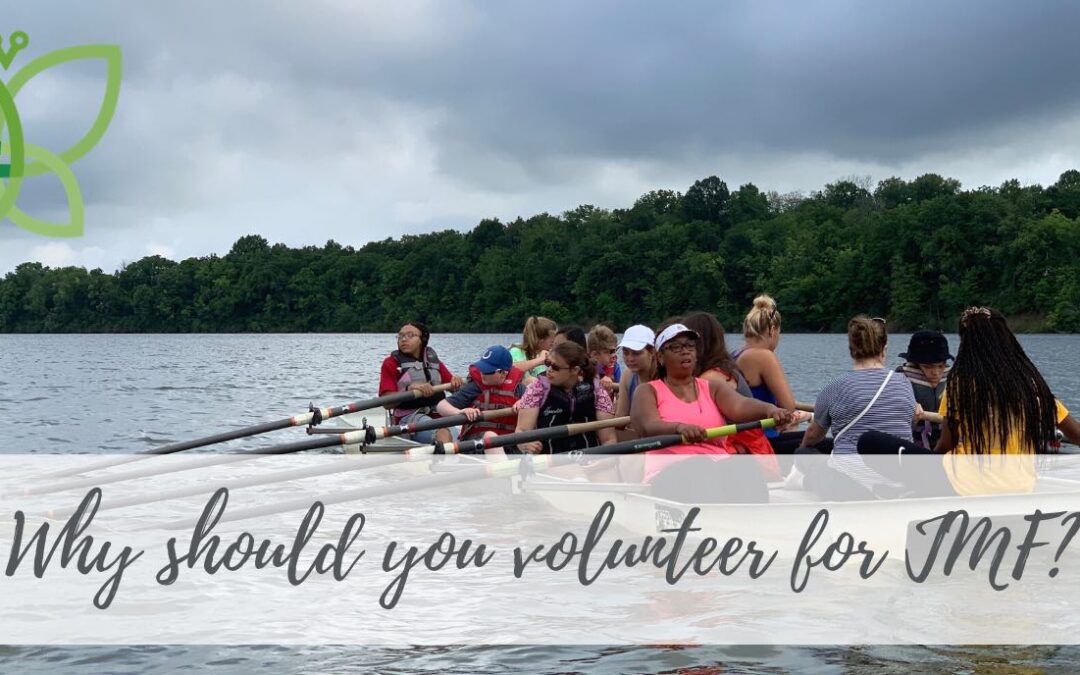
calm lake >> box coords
[2,332,1080,672]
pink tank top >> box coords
[643,378,730,484]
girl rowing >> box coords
[378,321,464,445]
[513,341,618,454]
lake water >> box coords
[3,332,1080,672]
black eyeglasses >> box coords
[663,340,697,354]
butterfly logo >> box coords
[0,30,122,237]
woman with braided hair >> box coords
[858,307,1080,495]
[935,307,1080,493]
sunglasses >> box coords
[544,360,574,373]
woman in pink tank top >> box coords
[629,323,793,502]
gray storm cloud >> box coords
[2,0,1080,272]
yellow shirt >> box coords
[939,394,1069,495]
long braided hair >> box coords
[945,307,1057,454]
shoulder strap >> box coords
[833,370,894,444]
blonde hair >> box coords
[848,315,888,360]
[586,324,617,352]
[514,316,557,359]
[743,294,781,339]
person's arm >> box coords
[800,421,828,448]
[711,380,794,427]
[512,349,549,374]
[934,419,957,453]
[596,411,617,445]
[752,350,797,410]
[1058,414,1080,446]
[438,362,465,390]
[614,369,633,418]
[515,407,543,454]
[436,382,481,420]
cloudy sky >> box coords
[3,0,1080,273]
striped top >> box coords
[815,368,916,488]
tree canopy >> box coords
[3,170,1080,333]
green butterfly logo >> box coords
[0,31,122,237]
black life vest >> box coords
[536,378,600,453]
[391,347,446,419]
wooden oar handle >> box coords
[922,411,944,424]
[796,401,943,424]
[480,407,516,419]
[564,416,631,435]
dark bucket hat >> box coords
[899,330,953,364]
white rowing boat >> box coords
[330,412,1080,560]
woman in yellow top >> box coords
[858,306,1080,496]
[935,307,1080,494]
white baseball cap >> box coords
[654,323,700,351]
[617,324,655,351]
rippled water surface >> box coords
[3,332,1080,672]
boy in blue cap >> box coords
[437,345,527,456]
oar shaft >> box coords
[796,401,943,425]
[174,418,769,527]
[435,416,631,454]
[38,384,455,481]
[372,407,515,440]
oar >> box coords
[39,384,454,480]
[796,401,944,425]
[368,416,630,455]
[43,409,518,514]
[26,403,506,498]
[164,417,775,528]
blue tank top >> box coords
[733,346,780,438]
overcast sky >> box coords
[3,0,1080,273]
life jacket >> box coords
[390,347,445,422]
[459,365,524,439]
[535,377,600,453]
[897,363,947,448]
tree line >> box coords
[2,170,1080,333]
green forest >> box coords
[3,171,1080,333]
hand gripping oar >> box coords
[163,417,775,528]
[39,384,455,480]
[26,404,509,498]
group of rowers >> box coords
[378,296,1080,502]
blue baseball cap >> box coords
[474,345,513,374]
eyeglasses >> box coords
[544,360,573,373]
[663,341,697,354]
[397,332,421,340]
